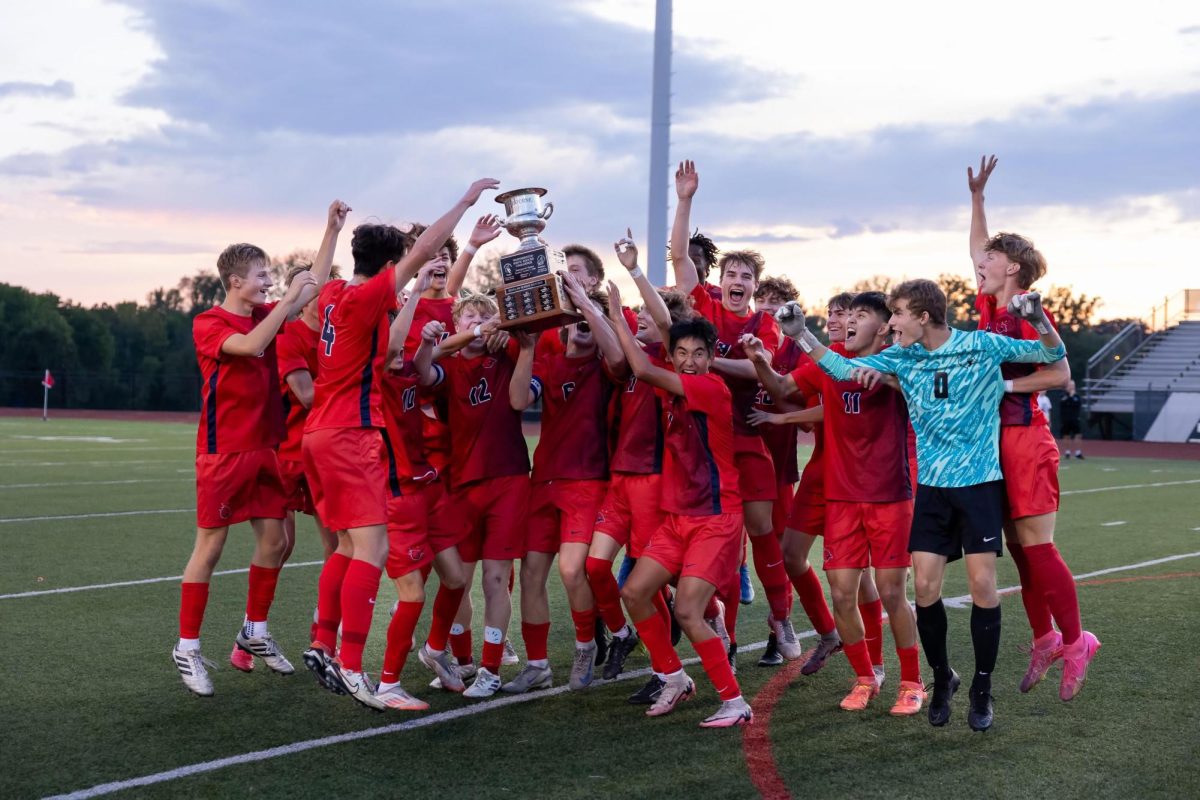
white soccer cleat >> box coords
[502,638,520,666]
[375,683,430,711]
[699,696,754,728]
[173,647,215,697]
[463,667,502,698]
[328,662,386,711]
[235,631,295,675]
[769,616,804,661]
[419,644,466,693]
[646,672,695,717]
[874,664,886,689]
[706,599,731,655]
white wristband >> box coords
[464,244,478,257]
[628,266,643,279]
[797,330,818,353]
[1003,379,1014,393]
[473,324,482,338]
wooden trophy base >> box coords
[497,273,582,332]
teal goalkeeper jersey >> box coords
[816,328,1065,488]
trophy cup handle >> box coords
[539,203,554,221]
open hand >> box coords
[747,409,783,427]
[850,367,883,390]
[675,160,698,200]
[967,155,997,196]
[284,270,317,303]
[605,281,624,322]
[461,178,501,207]
[469,214,502,249]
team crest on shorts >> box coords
[408,547,425,563]
[823,548,833,562]
[219,503,232,520]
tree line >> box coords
[0,263,1134,412]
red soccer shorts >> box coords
[999,424,1060,519]
[772,480,795,538]
[277,457,315,516]
[302,427,388,532]
[595,472,664,558]
[385,490,436,579]
[195,448,286,529]
[734,436,777,502]
[642,512,744,590]
[786,489,825,537]
[425,476,467,554]
[455,474,531,562]
[526,479,608,554]
[823,499,913,570]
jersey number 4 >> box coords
[841,391,862,414]
[320,304,336,356]
[468,378,493,406]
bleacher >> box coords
[1087,320,1200,414]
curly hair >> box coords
[350,223,409,277]
[754,276,799,303]
[452,291,498,322]
[689,230,719,270]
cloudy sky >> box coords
[1,0,1197,320]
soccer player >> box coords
[747,292,925,716]
[968,155,1098,701]
[669,160,801,667]
[775,279,1066,731]
[1059,380,1084,459]
[174,237,322,697]
[505,275,629,693]
[608,279,754,729]
[300,178,498,710]
[417,292,540,698]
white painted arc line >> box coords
[0,509,193,524]
[0,478,192,490]
[40,632,799,800]
[941,550,1200,608]
[0,561,325,600]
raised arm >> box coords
[412,321,447,386]
[562,272,626,376]
[446,214,502,295]
[387,265,435,359]
[1003,292,1066,362]
[968,155,997,273]
[395,178,500,292]
[775,301,899,383]
[607,281,684,396]
[615,229,673,343]
[670,161,700,294]
[431,316,500,361]
[220,272,316,357]
[509,331,540,410]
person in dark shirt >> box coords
[1059,380,1084,459]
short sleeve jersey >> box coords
[1060,393,1082,424]
[661,372,741,517]
[276,318,319,460]
[817,328,1065,487]
[305,267,398,432]
[756,337,804,484]
[818,350,913,503]
[690,285,782,440]
[532,351,614,482]
[609,342,667,475]
[976,294,1057,427]
[381,361,443,492]
[439,348,536,489]
[405,296,456,356]
[788,343,849,497]
[193,304,285,455]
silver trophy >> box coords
[493,188,579,331]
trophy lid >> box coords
[495,187,547,204]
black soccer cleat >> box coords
[628,674,665,705]
[603,630,640,680]
[928,669,961,727]
[594,617,610,667]
[967,686,994,732]
[758,633,784,667]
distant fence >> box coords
[0,370,202,412]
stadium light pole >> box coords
[646,0,672,287]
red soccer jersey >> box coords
[818,351,912,503]
[405,296,456,356]
[276,318,319,460]
[661,372,741,516]
[788,342,849,496]
[756,337,804,484]
[193,304,286,455]
[689,285,782,438]
[439,348,533,489]
[976,295,1057,427]
[381,361,440,490]
[305,267,398,432]
[532,351,614,482]
[609,342,667,475]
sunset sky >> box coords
[1,0,1197,321]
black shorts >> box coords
[908,481,1004,562]
[1059,419,1082,437]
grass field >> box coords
[1,416,1198,800]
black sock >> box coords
[970,603,1002,694]
[916,600,950,687]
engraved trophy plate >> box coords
[493,188,581,331]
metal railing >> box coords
[1084,322,1146,410]
[1148,289,1200,331]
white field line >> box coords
[1058,478,1200,496]
[1100,521,1128,527]
[0,560,325,600]
[42,631,792,800]
[0,459,186,468]
[0,509,192,524]
[39,547,1200,799]
[0,447,190,454]
[0,478,191,490]
[942,550,1200,608]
